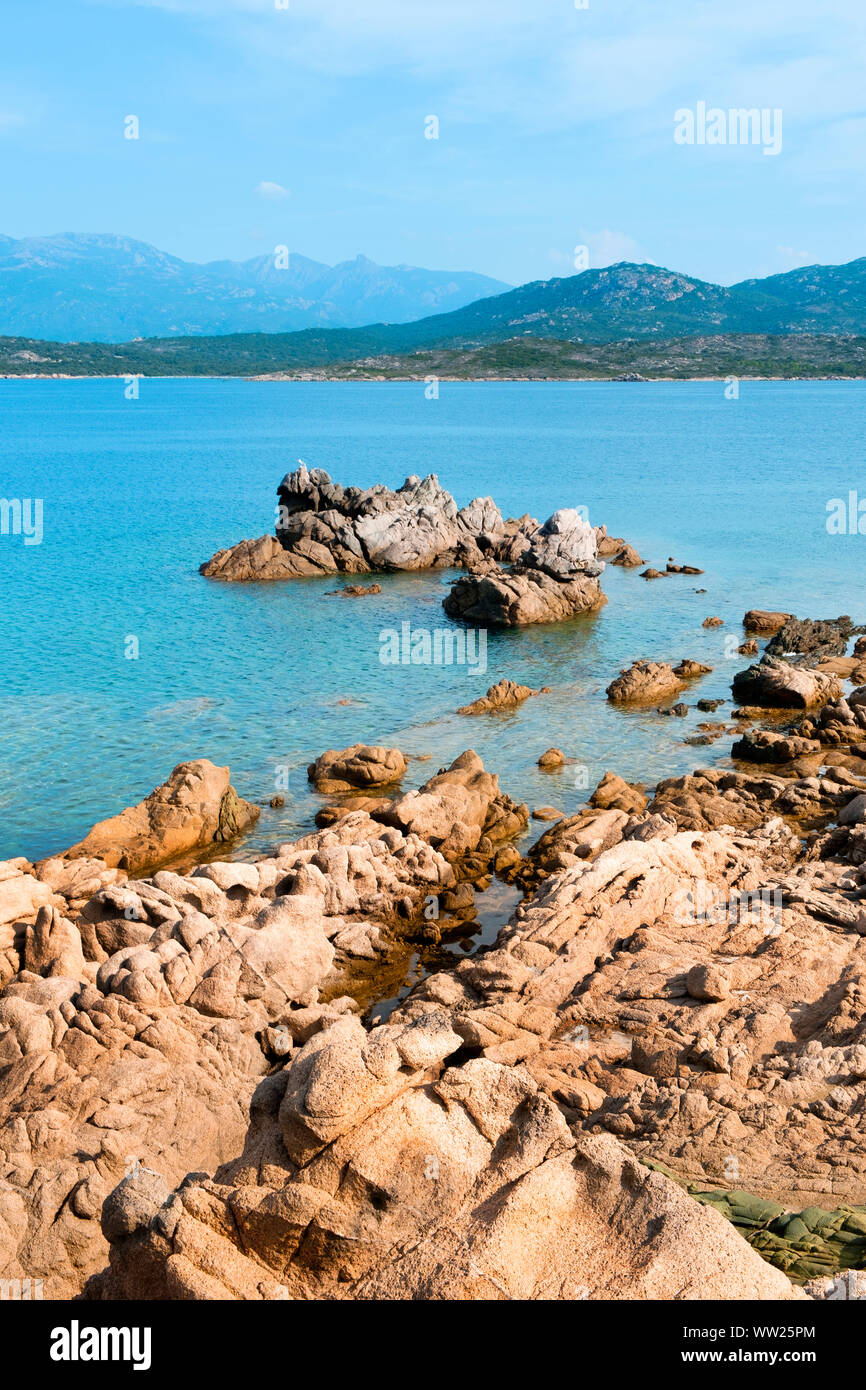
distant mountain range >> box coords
[0,233,510,340]
[2,251,866,378]
[322,257,866,350]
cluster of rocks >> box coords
[201,467,612,629]
[8,729,866,1299]
[202,466,552,584]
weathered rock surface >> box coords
[60,761,260,876]
[590,771,647,815]
[732,657,843,710]
[443,564,606,629]
[307,745,407,793]
[766,616,860,664]
[200,534,317,581]
[606,660,686,705]
[443,511,606,629]
[743,610,793,635]
[0,749,536,1297]
[13,732,866,1300]
[732,730,823,764]
[382,751,528,864]
[88,1029,800,1301]
[650,765,866,832]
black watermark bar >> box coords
[3,1298,854,1377]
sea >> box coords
[1,377,863,872]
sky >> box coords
[1,0,865,287]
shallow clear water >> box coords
[1,377,864,863]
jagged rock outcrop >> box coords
[382,751,528,864]
[0,750,535,1298]
[649,766,866,832]
[766,616,861,664]
[589,772,648,815]
[201,467,539,580]
[87,1028,800,1301]
[443,510,606,628]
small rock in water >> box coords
[538,747,565,768]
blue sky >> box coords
[2,0,865,287]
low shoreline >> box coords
[2,372,866,382]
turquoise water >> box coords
[1,378,864,864]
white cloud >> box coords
[90,0,866,141]
[547,230,645,274]
[776,245,814,270]
[255,180,289,199]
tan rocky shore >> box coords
[4,596,866,1300]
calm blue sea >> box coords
[1,378,863,864]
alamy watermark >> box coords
[379,622,487,676]
[827,492,866,535]
[1,497,43,545]
[674,102,782,157]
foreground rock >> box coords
[382,751,528,864]
[0,751,529,1296]
[13,739,866,1298]
[60,761,260,875]
[88,1035,799,1301]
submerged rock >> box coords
[457,679,547,716]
